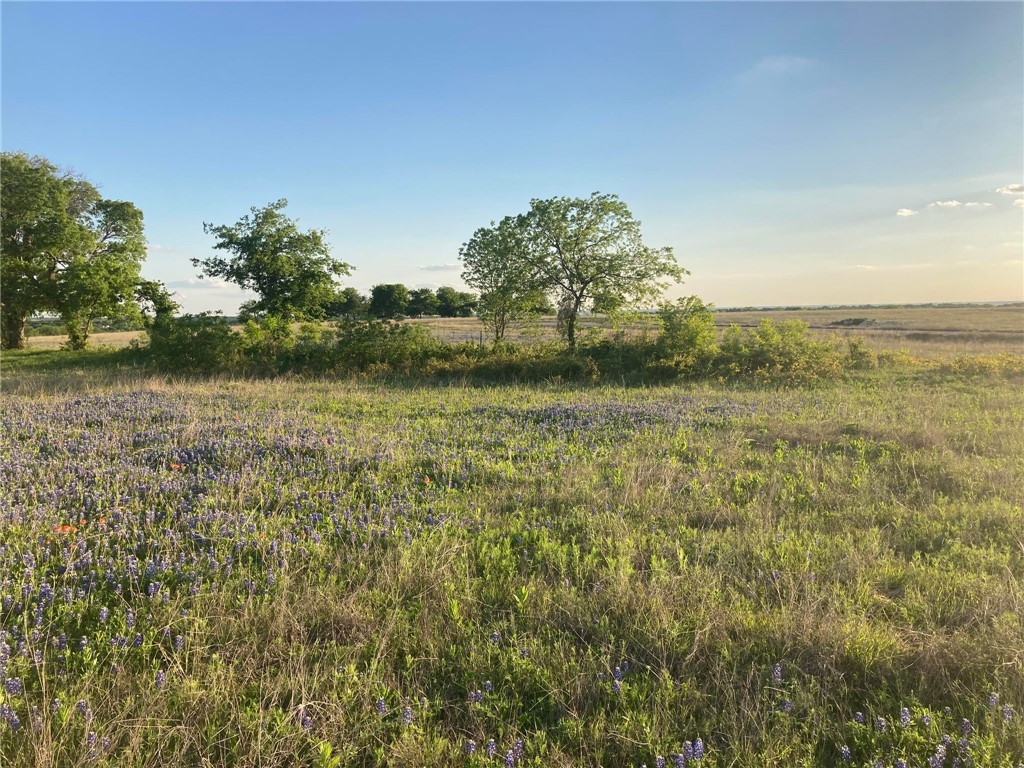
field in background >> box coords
[23,304,1021,358]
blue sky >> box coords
[3,1,1022,311]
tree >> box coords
[435,286,477,318]
[1,151,152,350]
[460,216,546,341]
[55,199,147,348]
[518,192,685,349]
[406,288,440,318]
[194,199,352,321]
[369,283,409,319]
[326,286,368,318]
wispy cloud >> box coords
[165,277,236,290]
[996,184,1023,195]
[738,55,815,83]
[964,202,993,209]
[846,262,934,272]
[1014,199,1024,208]
[418,263,460,272]
[895,208,918,217]
[928,200,962,208]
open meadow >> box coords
[1,347,1023,767]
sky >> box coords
[3,1,1023,313]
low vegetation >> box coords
[1,363,1021,767]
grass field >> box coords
[1,349,1022,766]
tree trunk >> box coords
[0,310,27,350]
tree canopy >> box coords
[518,192,685,348]
[460,216,546,340]
[369,284,410,319]
[194,199,352,321]
[1,151,151,349]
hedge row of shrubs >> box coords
[144,300,883,385]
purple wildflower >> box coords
[402,706,413,726]
[839,745,852,763]
[486,738,497,757]
[773,662,783,682]
[465,740,476,755]
[693,738,704,760]
[854,711,865,724]
[375,698,386,715]
[900,707,911,727]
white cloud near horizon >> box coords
[165,276,235,290]
[928,200,963,208]
[418,263,460,272]
[963,202,993,208]
[1014,199,1024,208]
[895,208,918,217]
[996,184,1023,195]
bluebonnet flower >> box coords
[780,699,793,713]
[402,706,413,726]
[988,692,999,707]
[1,704,21,732]
[958,737,969,754]
[486,738,497,757]
[471,690,484,703]
[375,698,386,715]
[655,758,666,768]
[155,670,166,689]
[299,708,312,731]
[612,680,622,694]
[484,680,493,693]
[928,744,947,768]
[693,738,704,760]
[174,635,184,651]
[960,718,972,736]
[513,738,524,759]
[1002,704,1014,722]
[490,631,501,644]
[773,663,783,682]
[922,714,932,727]
[87,731,98,748]
[98,607,109,623]
[895,761,907,768]
[854,711,865,724]
[613,667,624,682]
[5,677,23,695]
[464,740,476,755]
[504,749,516,767]
[900,707,911,727]
[875,716,887,732]
[839,745,852,763]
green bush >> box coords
[147,313,242,373]
[717,319,845,384]
[653,296,720,377]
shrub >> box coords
[241,316,296,371]
[845,336,878,370]
[654,296,720,376]
[717,320,845,384]
[147,313,242,373]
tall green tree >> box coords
[435,286,477,318]
[56,200,147,348]
[1,151,151,349]
[518,192,685,349]
[194,199,352,321]
[460,216,546,341]
[369,283,410,319]
[406,288,440,318]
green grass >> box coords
[0,363,1022,767]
